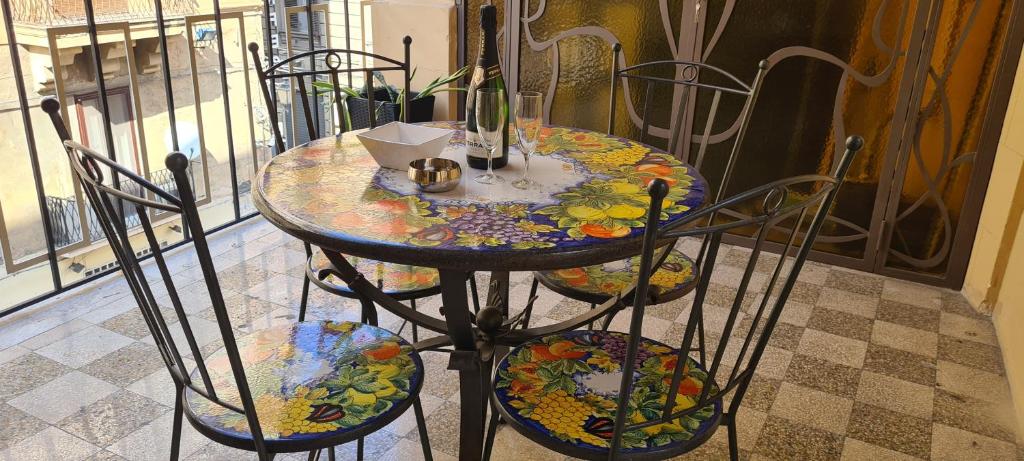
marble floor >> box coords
[0,217,1020,461]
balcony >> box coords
[10,0,198,26]
[0,0,1022,459]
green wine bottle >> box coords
[465,4,508,169]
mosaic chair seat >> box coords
[528,46,768,327]
[308,251,441,299]
[248,40,479,342]
[492,330,721,459]
[485,136,864,461]
[43,99,433,461]
[184,321,425,453]
[534,249,697,305]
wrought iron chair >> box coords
[248,40,478,341]
[527,44,768,327]
[486,136,864,460]
[42,98,433,461]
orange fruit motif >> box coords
[554,268,589,286]
[376,199,411,214]
[677,376,703,397]
[636,164,673,176]
[509,379,534,393]
[548,341,587,359]
[530,341,587,361]
[530,344,560,361]
[580,223,630,238]
[363,341,401,361]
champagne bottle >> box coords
[465,4,508,169]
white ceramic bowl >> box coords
[356,122,455,170]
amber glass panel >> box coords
[883,1,1010,275]
[478,0,1011,280]
[517,0,682,136]
[698,0,919,261]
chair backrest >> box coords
[609,44,767,204]
[249,39,412,153]
[605,135,865,455]
[41,98,272,457]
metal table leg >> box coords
[438,269,487,461]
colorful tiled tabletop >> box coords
[254,122,707,272]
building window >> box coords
[73,88,141,174]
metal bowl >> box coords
[408,158,462,193]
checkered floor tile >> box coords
[0,218,1019,460]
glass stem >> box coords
[487,146,495,176]
[522,154,530,181]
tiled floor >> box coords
[0,218,1020,460]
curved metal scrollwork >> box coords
[501,0,1011,282]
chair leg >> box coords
[359,296,378,326]
[411,298,419,343]
[469,275,481,313]
[299,276,311,322]
[299,242,314,322]
[727,415,739,461]
[170,385,184,461]
[521,278,539,329]
[413,397,433,461]
[482,406,501,461]
[587,302,597,330]
[306,449,320,461]
[600,304,624,331]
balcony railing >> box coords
[0,0,371,316]
[45,167,183,248]
[11,0,198,25]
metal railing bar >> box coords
[1,0,62,291]
[307,0,319,134]
[342,0,352,87]
[262,0,271,69]
[212,0,241,219]
[154,0,179,154]
[0,211,259,319]
[82,0,123,195]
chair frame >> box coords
[527,46,769,327]
[41,98,432,461]
[248,39,413,153]
[489,136,865,461]
[248,39,478,341]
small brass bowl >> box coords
[408,158,462,193]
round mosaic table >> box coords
[253,122,707,460]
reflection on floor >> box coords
[0,218,1020,460]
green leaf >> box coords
[373,399,393,413]
[339,414,364,427]
[653,434,673,446]
[353,381,383,394]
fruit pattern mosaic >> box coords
[183,321,422,442]
[258,122,706,252]
[537,249,696,299]
[494,330,720,453]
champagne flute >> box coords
[513,91,543,189]
[474,88,506,184]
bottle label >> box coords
[466,130,488,159]
[465,63,503,160]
